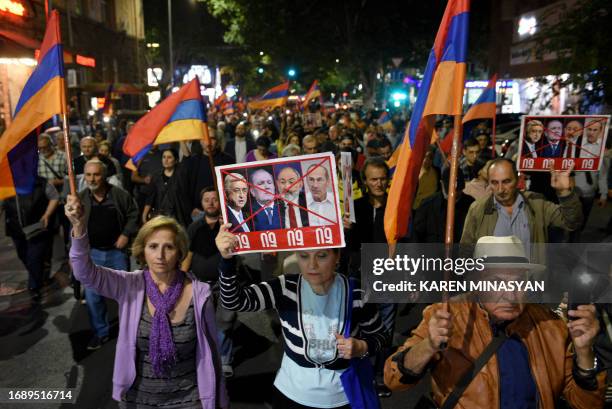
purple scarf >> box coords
[143,268,185,377]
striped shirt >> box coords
[219,257,387,369]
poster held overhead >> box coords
[215,152,345,254]
[517,115,610,172]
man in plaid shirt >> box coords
[37,133,67,193]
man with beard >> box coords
[275,165,309,228]
[77,159,138,350]
[183,187,224,282]
[224,121,256,163]
[182,187,239,378]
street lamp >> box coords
[257,67,264,74]
[168,0,174,87]
[287,68,296,78]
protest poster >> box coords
[215,152,345,254]
[517,115,610,172]
[340,151,356,223]
[303,112,322,131]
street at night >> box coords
[1,0,612,408]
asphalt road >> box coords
[0,204,610,409]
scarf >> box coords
[143,268,185,377]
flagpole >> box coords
[445,114,462,248]
[61,113,77,195]
[52,9,77,196]
[492,109,497,158]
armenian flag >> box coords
[123,78,208,170]
[214,92,227,109]
[437,74,497,155]
[463,74,497,123]
[377,111,394,132]
[302,80,321,109]
[385,0,469,244]
[247,82,289,110]
[0,10,65,199]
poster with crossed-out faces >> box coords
[215,152,345,254]
[517,115,610,172]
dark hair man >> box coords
[460,158,582,263]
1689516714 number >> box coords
[2,389,75,402]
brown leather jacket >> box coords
[384,302,605,409]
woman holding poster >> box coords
[216,224,387,409]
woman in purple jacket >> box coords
[66,194,227,409]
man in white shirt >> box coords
[224,172,252,232]
[305,164,337,226]
[276,166,309,228]
[563,119,584,158]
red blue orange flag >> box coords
[302,80,321,109]
[377,111,394,132]
[436,74,497,155]
[123,78,208,170]
[463,74,497,123]
[214,92,227,109]
[248,82,289,110]
[385,0,470,244]
[0,10,65,199]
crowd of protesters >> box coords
[3,100,612,409]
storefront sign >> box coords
[0,0,26,16]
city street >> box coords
[1,205,610,409]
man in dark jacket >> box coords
[78,159,138,349]
[4,176,59,300]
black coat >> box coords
[224,138,256,162]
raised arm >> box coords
[216,223,282,312]
[66,194,134,301]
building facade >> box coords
[0,0,146,128]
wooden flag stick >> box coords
[61,113,77,195]
[439,113,463,351]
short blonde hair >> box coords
[131,216,189,266]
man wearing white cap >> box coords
[385,236,605,409]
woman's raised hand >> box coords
[65,194,86,236]
[215,223,239,259]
